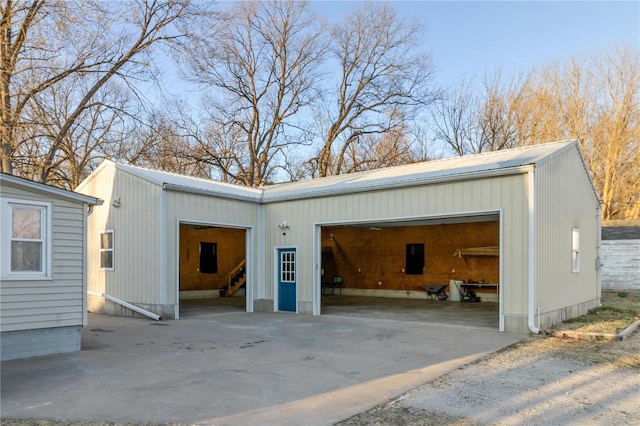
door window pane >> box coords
[281,251,295,282]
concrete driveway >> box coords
[1,311,523,425]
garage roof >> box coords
[262,139,580,201]
[87,140,581,203]
[101,161,264,201]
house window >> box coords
[100,230,114,270]
[405,243,425,275]
[199,242,218,274]
[1,199,51,278]
[571,227,580,273]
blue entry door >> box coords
[278,248,297,312]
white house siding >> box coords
[534,145,600,328]
[163,190,259,313]
[0,181,89,360]
[264,173,531,329]
[601,240,640,291]
[78,164,164,317]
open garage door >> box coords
[178,223,248,317]
[318,214,501,329]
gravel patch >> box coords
[338,333,640,425]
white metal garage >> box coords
[78,140,600,332]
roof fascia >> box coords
[1,173,102,205]
[162,183,263,203]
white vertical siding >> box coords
[264,174,531,316]
[535,146,600,312]
[79,164,163,305]
[0,184,87,332]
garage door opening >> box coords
[178,223,247,317]
[319,215,501,329]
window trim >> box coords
[100,229,115,271]
[0,198,52,280]
[571,227,580,273]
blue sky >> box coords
[158,1,639,101]
[310,1,640,88]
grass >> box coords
[560,291,640,334]
[533,290,640,368]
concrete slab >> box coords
[1,311,523,425]
[322,295,499,329]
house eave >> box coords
[1,173,102,206]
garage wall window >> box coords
[405,243,425,275]
[200,242,218,273]
[1,199,51,279]
[100,230,114,270]
[571,227,580,273]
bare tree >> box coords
[513,47,639,219]
[340,109,413,172]
[314,2,438,177]
[432,72,524,156]
[179,0,323,186]
[431,77,477,156]
[18,77,135,188]
[476,71,525,152]
[590,46,639,220]
[1,0,194,185]
[122,109,211,179]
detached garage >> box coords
[77,140,601,333]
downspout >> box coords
[88,290,162,321]
[596,203,602,304]
[257,204,266,302]
[83,203,89,327]
[527,168,540,334]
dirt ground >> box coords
[3,292,639,426]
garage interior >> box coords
[320,216,501,328]
[178,224,247,317]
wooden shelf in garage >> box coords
[453,246,499,267]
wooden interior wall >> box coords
[179,226,246,291]
[321,221,499,292]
